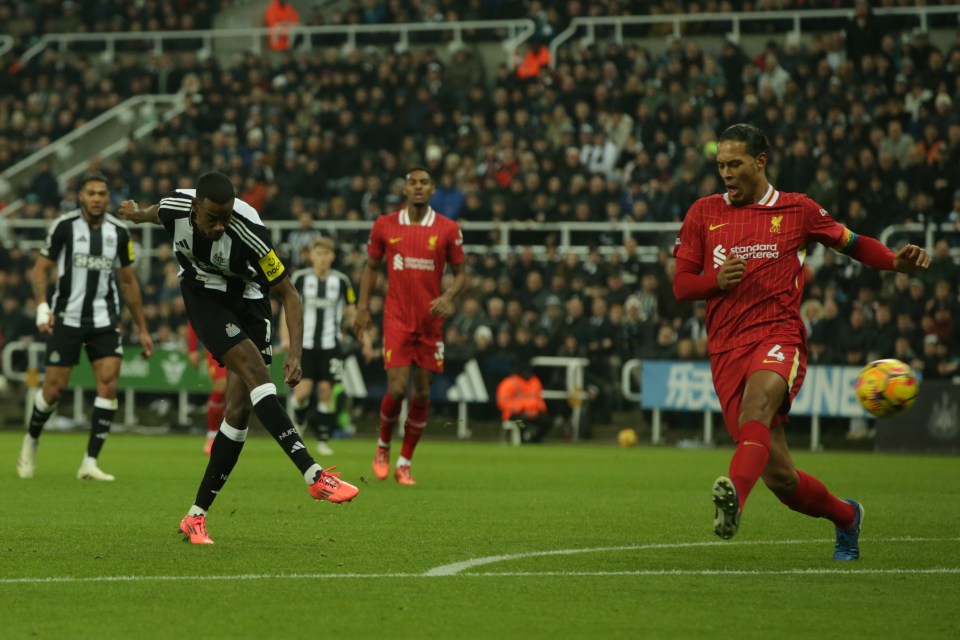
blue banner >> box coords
[641,360,869,418]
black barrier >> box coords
[876,381,960,454]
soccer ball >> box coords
[854,359,919,418]
[617,428,638,448]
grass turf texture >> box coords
[2,432,959,639]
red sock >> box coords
[379,394,403,446]
[776,470,857,528]
[728,420,771,511]
[399,399,429,461]
[207,390,226,436]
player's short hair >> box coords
[312,236,335,252]
[77,172,109,192]
[405,166,433,183]
[719,123,770,158]
[196,171,235,204]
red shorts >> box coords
[205,350,227,381]
[382,328,445,372]
[710,337,807,441]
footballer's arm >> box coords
[430,261,467,317]
[118,201,161,225]
[117,265,155,358]
[273,276,303,387]
[353,257,382,337]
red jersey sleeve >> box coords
[367,216,385,261]
[803,197,847,248]
[447,222,465,265]
[673,199,705,268]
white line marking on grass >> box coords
[3,537,957,585]
[423,537,960,576]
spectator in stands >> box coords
[497,363,550,443]
[264,0,301,51]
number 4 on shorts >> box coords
[767,345,785,362]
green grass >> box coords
[2,432,959,639]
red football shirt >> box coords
[367,207,465,335]
[673,186,849,355]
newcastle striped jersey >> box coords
[41,210,134,330]
[157,189,287,298]
[292,268,356,350]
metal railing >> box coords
[18,19,536,65]
[549,6,960,67]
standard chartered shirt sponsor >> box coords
[730,243,780,260]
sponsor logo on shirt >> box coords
[389,237,402,244]
[258,249,285,282]
[73,253,114,271]
[392,253,435,271]
[708,223,729,231]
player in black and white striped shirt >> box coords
[282,237,356,455]
[18,172,154,482]
[120,171,358,544]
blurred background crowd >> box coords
[1,0,959,432]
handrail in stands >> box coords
[549,6,960,68]
[17,19,537,65]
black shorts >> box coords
[182,282,273,366]
[45,325,122,367]
[302,348,344,383]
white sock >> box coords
[187,505,207,517]
[377,438,390,449]
[304,463,323,485]
[81,455,98,467]
[397,456,411,468]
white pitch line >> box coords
[423,536,960,576]
[2,537,958,585]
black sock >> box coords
[28,408,51,439]
[87,397,116,458]
[194,429,245,511]
[28,390,55,439]
[252,385,315,476]
[293,402,308,428]
[316,410,336,441]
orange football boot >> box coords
[394,464,416,485]
[372,446,390,480]
[309,466,359,503]
[179,514,215,544]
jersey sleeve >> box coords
[340,273,357,305]
[40,218,68,261]
[117,225,135,267]
[447,222,465,265]
[157,192,193,234]
[672,200,705,268]
[244,222,288,286]
[367,217,385,261]
[803,197,851,251]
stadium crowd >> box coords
[1,1,960,429]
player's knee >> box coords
[411,388,430,403]
[225,406,251,427]
[762,467,798,496]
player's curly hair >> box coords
[196,171,235,204]
[405,166,433,182]
[719,123,770,159]
[77,172,109,191]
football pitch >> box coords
[2,432,958,639]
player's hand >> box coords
[36,302,54,335]
[118,200,140,221]
[188,351,200,367]
[429,294,455,317]
[353,308,372,337]
[283,353,302,387]
[716,255,746,290]
[139,330,154,359]
[893,244,930,273]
